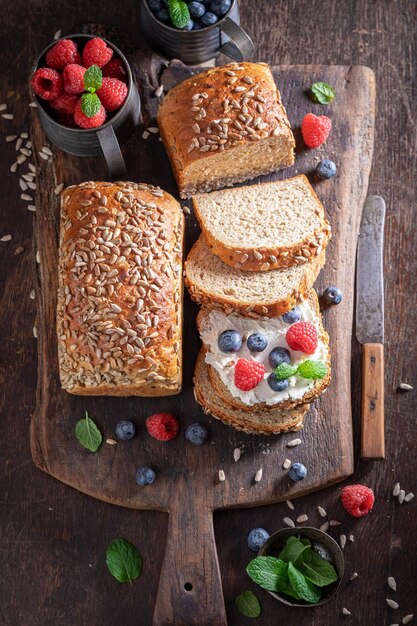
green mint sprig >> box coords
[168,0,190,28]
[81,65,103,117]
[310,82,336,104]
[106,539,142,584]
[75,411,102,452]
[274,359,327,382]
[235,590,261,618]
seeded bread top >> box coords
[57,181,183,394]
[157,61,294,171]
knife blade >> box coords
[356,196,385,460]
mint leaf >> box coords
[83,64,102,93]
[300,550,338,587]
[274,363,298,381]
[297,360,327,380]
[287,562,321,604]
[235,590,261,618]
[246,556,288,593]
[310,82,336,104]
[168,0,190,28]
[81,92,101,118]
[278,538,310,565]
[281,584,302,600]
[75,411,102,452]
[106,539,142,584]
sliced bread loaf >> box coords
[184,234,325,317]
[194,349,309,435]
[193,175,331,271]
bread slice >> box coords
[157,62,295,199]
[197,289,331,412]
[194,349,309,435]
[185,234,325,317]
[193,175,331,271]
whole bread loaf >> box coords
[57,181,183,396]
[193,175,331,271]
[157,62,295,198]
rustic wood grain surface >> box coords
[0,2,416,625]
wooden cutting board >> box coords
[30,49,375,626]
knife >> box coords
[356,196,386,460]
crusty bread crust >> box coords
[194,349,309,435]
[57,181,183,396]
[157,62,295,198]
[185,235,326,318]
[193,175,331,271]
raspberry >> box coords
[146,413,179,441]
[97,78,128,112]
[301,113,332,148]
[50,93,78,115]
[63,64,86,94]
[102,58,127,82]
[45,39,80,70]
[234,359,265,391]
[31,68,63,101]
[286,322,318,354]
[73,98,106,129]
[341,484,375,518]
[83,37,113,68]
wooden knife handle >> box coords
[361,342,385,460]
[153,499,226,626]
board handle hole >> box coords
[184,582,193,592]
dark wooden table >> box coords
[1,2,416,625]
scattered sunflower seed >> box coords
[33,326,37,338]
[28,205,36,212]
[20,132,29,139]
[19,179,28,191]
[29,163,36,172]
[17,154,27,165]
[182,206,191,215]
[10,162,17,172]
[405,492,414,502]
[1,234,12,242]
[283,458,292,469]
[388,576,397,591]
[105,438,118,445]
[398,490,406,504]
[53,28,62,40]
[342,608,351,616]
[403,615,414,624]
[2,113,14,119]
[286,500,295,511]
[254,468,263,482]
[340,534,346,549]
[15,137,23,150]
[329,520,341,527]
[27,182,36,190]
[21,148,32,157]
[29,101,38,108]
[54,183,64,195]
[287,438,302,447]
[320,521,330,532]
[30,289,35,300]
[147,126,159,134]
[349,534,354,543]
[6,134,17,142]
[42,146,53,156]
[386,599,399,609]
[38,152,49,160]
[318,506,327,517]
[350,572,358,581]
[0,103,7,111]
[398,383,413,391]
[36,250,40,263]
[296,514,308,523]
[283,517,295,528]
[14,246,24,255]
[21,193,33,201]
[26,140,32,148]
[218,469,226,482]
[393,483,401,496]
[155,84,164,97]
[142,130,149,140]
[233,448,241,462]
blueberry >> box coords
[247,528,270,552]
[312,542,334,563]
[247,332,268,353]
[288,462,307,481]
[148,0,163,11]
[192,19,204,29]
[268,347,291,368]
[185,422,208,445]
[218,329,242,353]
[135,466,156,486]
[323,285,342,305]
[155,8,170,21]
[115,420,136,441]
[282,306,302,324]
[188,1,206,17]
[181,18,194,30]
[267,374,289,392]
[210,0,231,16]
[316,159,337,180]
[201,11,218,25]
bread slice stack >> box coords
[186,175,332,434]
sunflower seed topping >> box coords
[283,517,295,528]
[233,448,241,462]
[286,500,295,510]
[254,468,263,482]
[388,576,397,591]
[318,506,327,517]
[297,514,308,523]
[386,599,399,609]
[342,608,351,616]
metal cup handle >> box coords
[218,17,255,62]
[97,124,126,179]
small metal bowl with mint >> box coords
[247,527,344,608]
